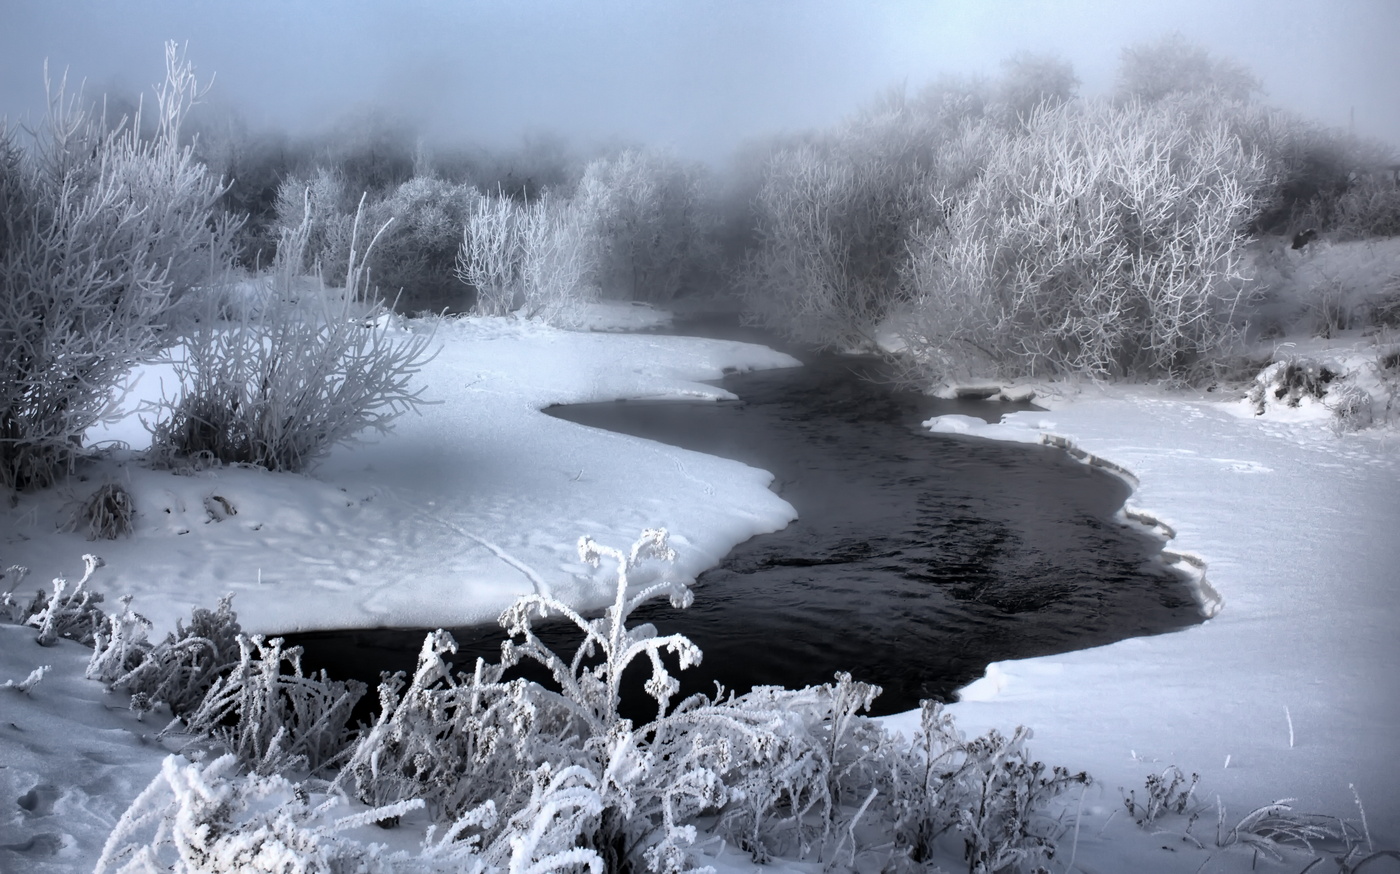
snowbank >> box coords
[894,360,1400,864]
[2,316,799,637]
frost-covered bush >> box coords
[740,96,981,350]
[337,529,900,871]
[1247,357,1339,415]
[886,701,1089,873]
[1327,383,1374,434]
[1329,168,1400,240]
[573,149,715,303]
[1123,765,1200,828]
[1237,107,1397,239]
[88,528,1093,872]
[272,167,355,283]
[95,755,430,874]
[456,190,599,325]
[1115,32,1262,105]
[97,753,608,874]
[181,634,365,776]
[362,175,484,312]
[996,51,1079,127]
[66,482,137,540]
[8,553,108,646]
[150,201,437,473]
[335,629,553,821]
[280,172,486,312]
[0,44,237,491]
[900,98,1268,380]
[1373,346,1400,424]
[88,595,243,718]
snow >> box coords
[3,310,1398,871]
[5,313,798,637]
[897,343,1400,867]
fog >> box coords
[2,0,1397,161]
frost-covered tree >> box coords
[900,97,1269,380]
[1116,32,1262,105]
[740,92,987,350]
[997,51,1080,126]
[456,190,598,324]
[574,149,716,303]
[0,43,236,491]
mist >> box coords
[2,0,1397,162]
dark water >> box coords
[288,316,1204,718]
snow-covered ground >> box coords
[907,350,1400,870]
[2,301,1397,871]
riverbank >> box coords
[894,348,1400,870]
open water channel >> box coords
[289,316,1204,717]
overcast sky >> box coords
[2,0,1397,162]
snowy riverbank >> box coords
[904,348,1400,870]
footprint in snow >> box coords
[17,783,59,817]
[1213,459,1273,473]
[1,832,65,855]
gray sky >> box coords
[2,0,1397,162]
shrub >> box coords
[150,199,437,473]
[335,629,555,822]
[5,553,107,646]
[96,752,609,874]
[1122,765,1200,828]
[1238,108,1398,238]
[272,167,355,282]
[456,190,599,325]
[94,755,435,874]
[0,44,237,491]
[574,149,716,303]
[1247,357,1338,415]
[739,95,977,350]
[1116,32,1262,105]
[1328,383,1374,434]
[362,175,483,313]
[90,529,1092,872]
[900,98,1268,380]
[66,482,137,540]
[1330,168,1400,240]
[887,700,1089,872]
[996,51,1080,127]
[88,595,243,718]
[180,634,366,776]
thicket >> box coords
[899,97,1268,380]
[456,189,600,324]
[272,170,484,313]
[739,93,978,350]
[5,536,1092,873]
[0,44,237,492]
[574,149,716,304]
[738,55,1082,353]
[736,36,1398,383]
